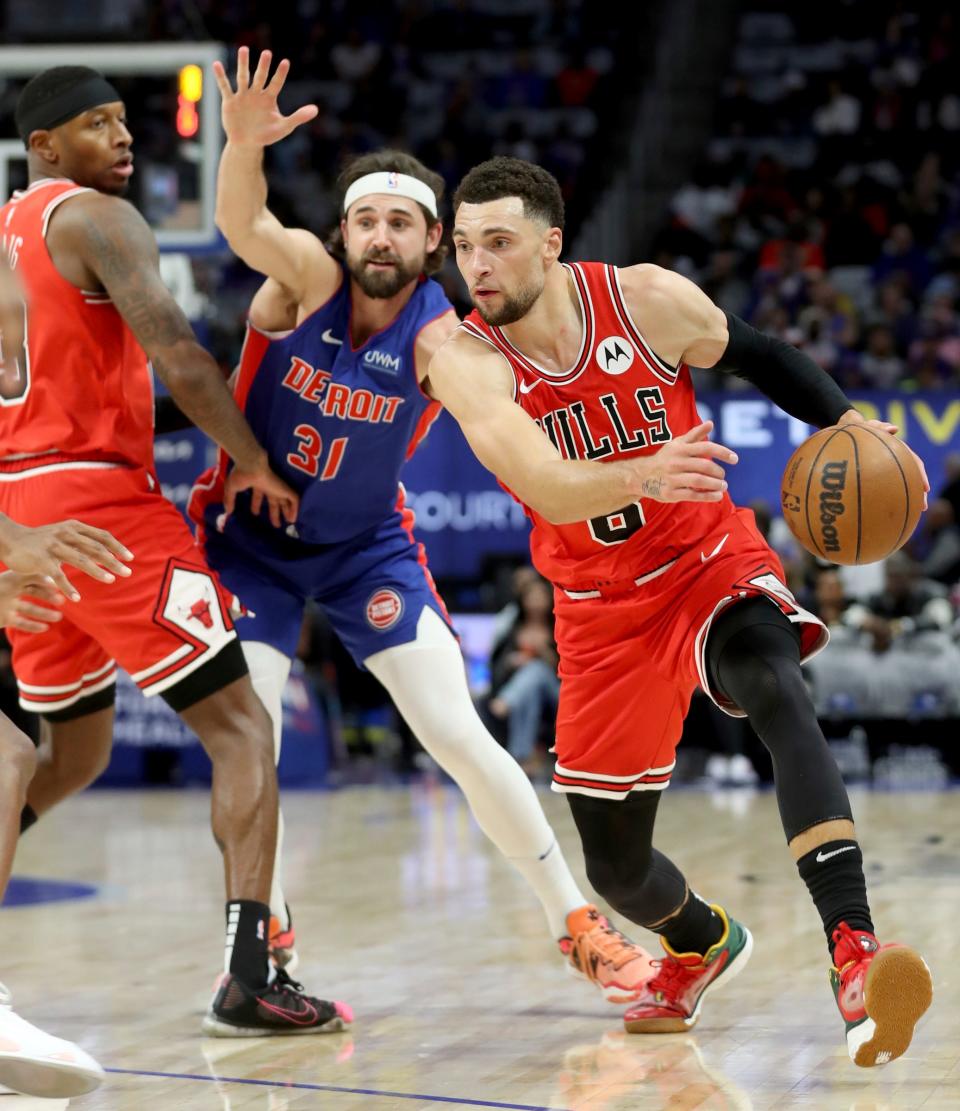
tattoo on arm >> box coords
[642,475,663,498]
[79,206,195,351]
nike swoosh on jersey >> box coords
[519,377,540,394]
[700,533,729,563]
[322,329,343,346]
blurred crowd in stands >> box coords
[2,2,958,785]
[655,5,960,394]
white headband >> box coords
[342,171,438,219]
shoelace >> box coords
[575,921,641,974]
[831,923,875,974]
[647,955,698,998]
[266,968,307,998]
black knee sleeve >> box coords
[706,598,852,840]
[567,792,687,928]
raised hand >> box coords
[837,408,930,510]
[628,420,738,503]
[212,46,319,147]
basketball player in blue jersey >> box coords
[198,47,656,1002]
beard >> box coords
[472,277,543,326]
[348,249,422,299]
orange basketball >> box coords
[780,424,925,565]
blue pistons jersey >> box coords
[190,267,456,665]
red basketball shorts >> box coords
[550,508,827,800]
[0,459,239,715]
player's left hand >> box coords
[837,408,929,510]
[224,455,299,529]
[0,571,65,633]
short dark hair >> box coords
[326,150,448,275]
[453,157,565,230]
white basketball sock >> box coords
[242,641,292,933]
[365,609,586,939]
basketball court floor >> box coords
[3,781,957,1110]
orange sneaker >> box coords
[269,907,298,974]
[559,905,656,1004]
[830,921,932,1067]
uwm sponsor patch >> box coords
[365,588,404,631]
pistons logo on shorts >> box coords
[366,588,404,631]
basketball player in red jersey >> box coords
[0,67,351,1036]
[427,157,932,1068]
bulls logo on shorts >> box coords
[365,587,404,631]
[596,336,635,375]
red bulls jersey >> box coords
[0,178,153,469]
[461,261,735,590]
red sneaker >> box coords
[623,905,752,1033]
[559,905,656,1004]
[830,922,932,1067]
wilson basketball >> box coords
[780,424,925,565]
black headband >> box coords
[17,74,123,140]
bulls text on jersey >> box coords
[535,386,673,461]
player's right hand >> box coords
[213,47,319,147]
[630,421,738,503]
[223,457,299,529]
[0,571,66,633]
[0,520,133,603]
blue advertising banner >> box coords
[155,390,960,582]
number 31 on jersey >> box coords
[287,424,348,481]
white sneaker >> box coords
[0,984,104,1098]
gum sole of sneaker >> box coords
[853,947,933,1067]
[623,926,754,1035]
[200,1015,348,1038]
[0,1055,104,1098]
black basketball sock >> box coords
[224,900,271,990]
[796,840,874,959]
[19,804,37,833]
[657,893,725,956]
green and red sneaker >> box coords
[623,905,752,1033]
[830,921,932,1067]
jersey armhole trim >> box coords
[459,320,519,402]
[413,307,458,403]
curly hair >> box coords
[325,150,448,275]
[452,157,565,230]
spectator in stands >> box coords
[938,452,960,523]
[910,498,960,585]
[813,78,862,137]
[843,553,953,654]
[809,567,852,629]
[858,323,906,387]
[488,575,560,777]
[873,223,933,294]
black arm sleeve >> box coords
[717,312,853,429]
[154,394,195,434]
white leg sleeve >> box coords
[365,608,585,938]
[242,641,292,931]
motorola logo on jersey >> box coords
[363,349,401,375]
[366,588,404,631]
[596,336,635,376]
